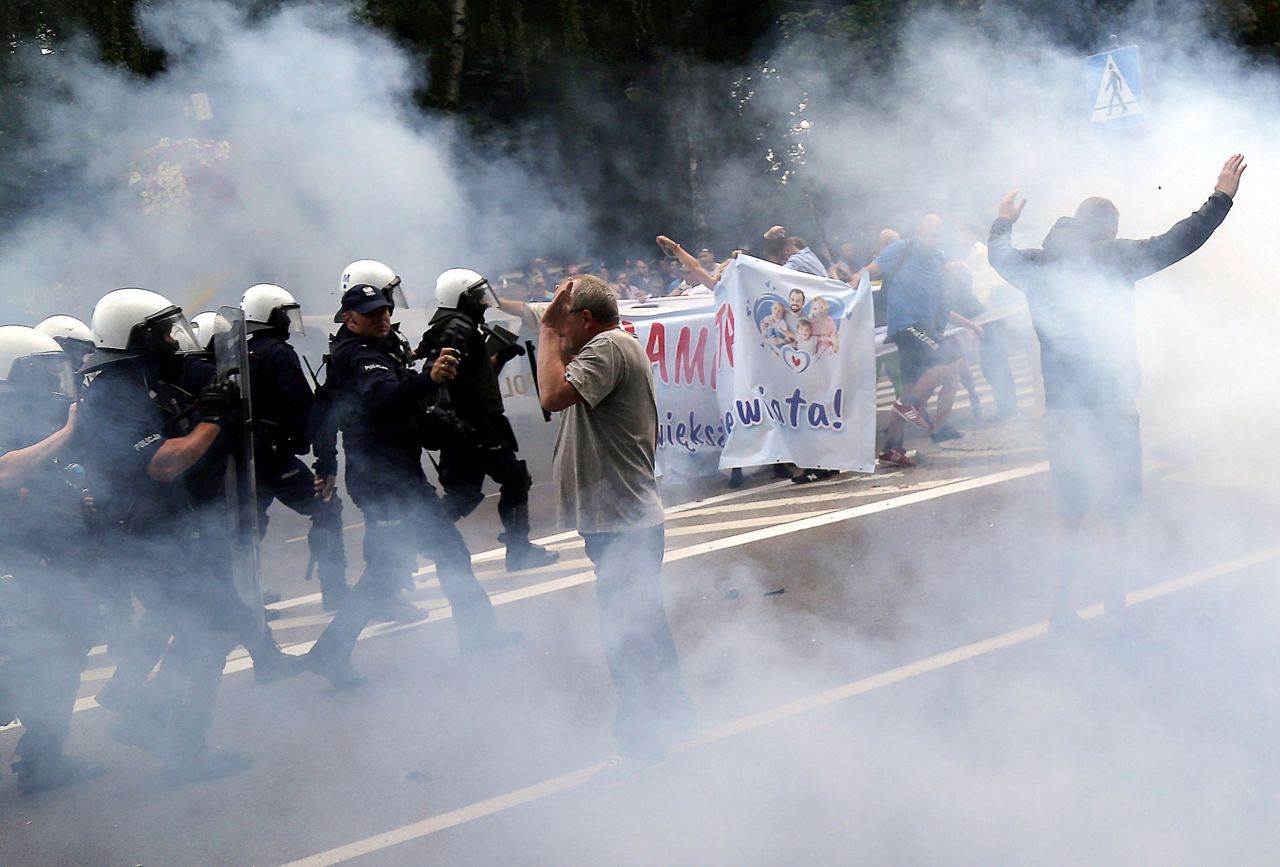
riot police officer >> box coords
[76,288,251,785]
[34,315,96,371]
[419,268,558,571]
[305,260,518,688]
[94,307,301,688]
[241,284,349,611]
[0,326,103,794]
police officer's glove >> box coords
[196,379,241,428]
[493,342,526,372]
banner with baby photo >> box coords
[713,255,877,472]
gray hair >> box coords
[570,275,619,323]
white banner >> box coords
[616,297,732,479]
[713,256,877,472]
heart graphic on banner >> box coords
[781,345,812,373]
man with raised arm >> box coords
[987,154,1246,632]
[536,275,694,786]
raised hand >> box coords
[314,474,337,502]
[1215,153,1247,199]
[997,190,1027,223]
[539,279,576,332]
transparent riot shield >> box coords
[213,306,264,627]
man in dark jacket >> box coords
[304,265,517,688]
[77,288,251,784]
[0,326,103,794]
[240,284,348,611]
[987,153,1246,630]
[418,268,557,571]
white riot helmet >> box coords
[336,260,407,322]
[0,326,76,397]
[241,283,304,335]
[35,315,95,366]
[89,288,199,361]
[190,311,218,351]
[434,268,494,311]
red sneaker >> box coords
[892,400,932,431]
[877,448,916,468]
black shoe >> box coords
[373,595,430,623]
[459,628,522,654]
[728,468,744,489]
[505,544,560,571]
[15,754,105,795]
[252,648,306,686]
[304,651,365,691]
[791,468,838,485]
[161,750,252,786]
[930,424,965,443]
[107,717,167,758]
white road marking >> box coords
[280,468,805,547]
[672,477,963,520]
[284,522,367,544]
[663,509,836,537]
[280,546,1280,867]
[7,460,1047,733]
[664,464,1044,564]
[279,358,1037,545]
[381,463,1053,636]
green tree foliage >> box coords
[3,0,1278,253]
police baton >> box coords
[525,340,552,422]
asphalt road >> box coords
[4,355,1280,866]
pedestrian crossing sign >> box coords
[1086,46,1143,126]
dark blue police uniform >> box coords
[247,329,347,605]
[76,357,240,766]
[307,325,500,669]
[0,397,98,786]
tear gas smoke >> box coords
[2,0,1280,863]
[0,0,583,325]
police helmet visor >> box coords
[139,306,200,355]
[282,304,306,336]
[6,352,77,398]
[382,276,408,311]
[55,336,96,369]
[468,277,498,310]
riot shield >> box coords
[213,306,264,627]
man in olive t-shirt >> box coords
[537,274,693,783]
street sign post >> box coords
[1086,45,1143,127]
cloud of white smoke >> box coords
[0,0,581,327]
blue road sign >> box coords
[1085,46,1143,126]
